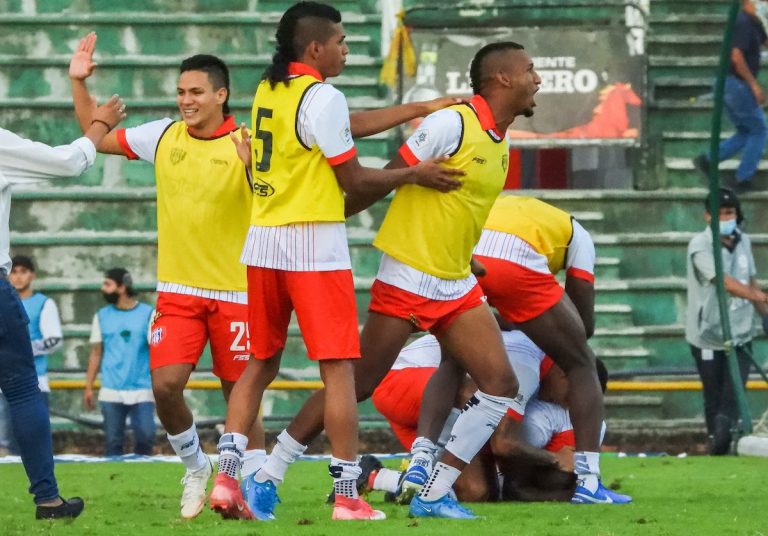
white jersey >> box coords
[391,330,552,418]
[241,81,354,272]
[522,397,606,451]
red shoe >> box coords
[209,474,254,520]
[332,495,386,520]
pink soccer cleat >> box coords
[332,495,386,521]
[209,473,254,520]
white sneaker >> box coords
[180,456,213,519]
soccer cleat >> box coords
[570,480,633,504]
[332,495,386,521]
[241,474,280,521]
[326,454,383,503]
[409,493,478,519]
[179,456,213,519]
[397,460,429,505]
[35,496,85,520]
[209,473,254,520]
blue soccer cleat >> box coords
[571,480,632,505]
[240,474,281,520]
[409,493,478,519]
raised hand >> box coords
[92,94,127,130]
[410,155,464,192]
[229,122,252,168]
[69,32,98,81]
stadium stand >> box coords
[4,0,767,438]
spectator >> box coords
[0,256,64,454]
[693,0,768,193]
[83,268,155,456]
[0,94,125,518]
[685,188,768,454]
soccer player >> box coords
[69,34,264,519]
[83,268,155,456]
[209,1,465,522]
[471,195,630,503]
[217,37,543,520]
[0,95,126,519]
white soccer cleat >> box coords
[180,456,213,519]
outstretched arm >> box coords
[349,97,466,138]
[69,32,125,154]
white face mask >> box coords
[719,219,737,236]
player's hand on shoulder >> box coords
[410,155,464,192]
[69,32,99,81]
[422,96,468,115]
[230,122,252,168]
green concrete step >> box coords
[605,395,664,420]
[648,13,727,35]
[648,55,768,80]
[647,34,722,58]
[0,55,385,101]
[664,157,768,189]
[650,77,712,102]
[403,0,626,27]
[0,12,382,58]
[646,0,731,16]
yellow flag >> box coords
[380,10,416,88]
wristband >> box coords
[91,119,112,132]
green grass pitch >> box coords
[1,456,767,535]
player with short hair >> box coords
[69,34,265,519]
[209,1,465,522]
[222,38,543,521]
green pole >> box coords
[707,0,753,439]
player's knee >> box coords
[455,477,491,503]
[479,370,518,399]
[151,376,185,403]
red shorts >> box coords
[247,266,360,360]
[149,293,249,382]
[474,255,564,323]
[372,367,438,450]
[368,280,486,334]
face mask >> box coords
[719,219,737,236]
[102,291,119,304]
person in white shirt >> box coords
[0,95,125,519]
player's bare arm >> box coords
[349,97,467,138]
[564,275,595,338]
[69,32,125,155]
[490,416,560,469]
[340,153,463,217]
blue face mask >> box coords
[719,219,737,236]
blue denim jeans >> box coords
[0,278,59,503]
[100,401,156,456]
[716,75,768,182]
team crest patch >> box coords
[150,327,165,346]
[170,148,187,165]
[501,153,509,172]
[413,129,428,148]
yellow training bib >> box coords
[484,195,574,274]
[154,120,251,291]
[374,100,509,280]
